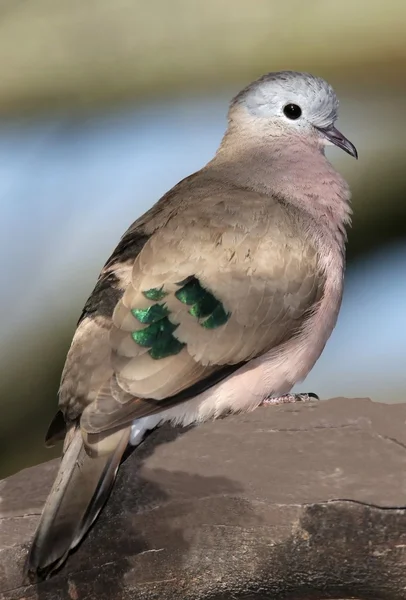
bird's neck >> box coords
[207,133,352,245]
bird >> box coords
[26,70,357,579]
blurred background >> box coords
[1,0,405,478]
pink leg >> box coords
[260,392,319,406]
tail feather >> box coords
[25,426,130,579]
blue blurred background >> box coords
[1,1,405,477]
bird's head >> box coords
[229,71,358,159]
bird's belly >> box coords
[128,356,290,446]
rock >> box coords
[1,397,406,599]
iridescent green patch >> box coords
[175,278,203,305]
[149,334,185,359]
[143,286,168,301]
[131,277,230,360]
[189,293,218,318]
[175,276,230,329]
[132,284,184,359]
[132,317,185,359]
[132,304,169,324]
[201,304,230,329]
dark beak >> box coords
[317,125,358,159]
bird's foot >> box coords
[260,392,319,406]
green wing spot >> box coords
[132,278,229,359]
[132,317,177,347]
[149,336,185,359]
[133,286,183,358]
[132,316,185,359]
[143,286,167,301]
[175,277,203,305]
[202,304,230,329]
[189,293,218,318]
[175,276,230,329]
[132,304,169,324]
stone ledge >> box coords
[1,397,406,599]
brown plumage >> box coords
[26,71,356,578]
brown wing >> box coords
[80,192,324,435]
[55,171,197,430]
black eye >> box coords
[283,104,302,120]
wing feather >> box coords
[80,193,324,435]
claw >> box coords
[260,392,320,406]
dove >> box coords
[26,70,357,578]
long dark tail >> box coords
[25,426,130,579]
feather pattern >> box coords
[79,188,324,434]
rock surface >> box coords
[1,397,406,599]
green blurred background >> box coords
[1,0,406,478]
